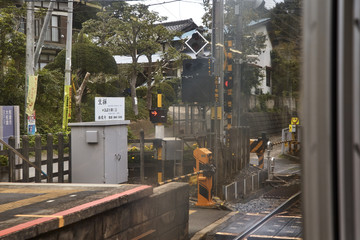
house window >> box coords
[37,53,56,70]
[35,16,60,43]
[266,66,271,87]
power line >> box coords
[146,0,203,6]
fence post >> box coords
[185,104,189,134]
[229,128,235,176]
[58,133,64,183]
[180,138,184,176]
[245,127,250,168]
[47,134,53,183]
[22,135,30,182]
[234,127,239,172]
[240,127,244,171]
[35,134,42,183]
[8,136,16,182]
[140,129,145,183]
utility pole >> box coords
[233,2,243,127]
[62,0,73,129]
[25,1,35,132]
[65,0,73,87]
[212,0,224,196]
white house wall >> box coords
[251,24,272,94]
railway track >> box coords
[235,192,301,240]
[211,186,302,240]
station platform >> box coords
[0,183,152,239]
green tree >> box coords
[0,4,26,106]
[35,68,64,133]
[267,0,302,96]
[202,0,212,29]
[223,0,267,94]
[46,39,118,122]
[83,3,180,115]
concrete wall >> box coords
[34,183,189,240]
[248,95,298,113]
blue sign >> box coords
[2,106,14,144]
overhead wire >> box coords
[144,0,203,6]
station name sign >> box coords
[95,97,125,121]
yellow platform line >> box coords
[249,235,301,240]
[0,189,79,213]
[189,210,197,215]
[131,229,156,240]
[15,214,64,228]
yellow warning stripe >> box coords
[246,213,266,216]
[250,142,263,153]
[15,214,64,228]
[276,215,302,219]
[215,232,237,236]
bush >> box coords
[0,155,8,166]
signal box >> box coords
[149,109,167,123]
[181,58,214,103]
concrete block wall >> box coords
[34,183,189,240]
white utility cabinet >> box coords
[69,120,130,184]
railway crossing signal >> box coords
[224,73,233,89]
[250,133,268,169]
[149,109,167,123]
[181,58,214,103]
[224,40,234,120]
[185,31,209,55]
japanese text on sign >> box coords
[95,97,125,121]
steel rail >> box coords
[233,191,301,240]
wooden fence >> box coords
[225,126,250,179]
[0,133,70,183]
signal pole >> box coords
[212,0,224,195]
[233,2,243,126]
[156,93,164,183]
